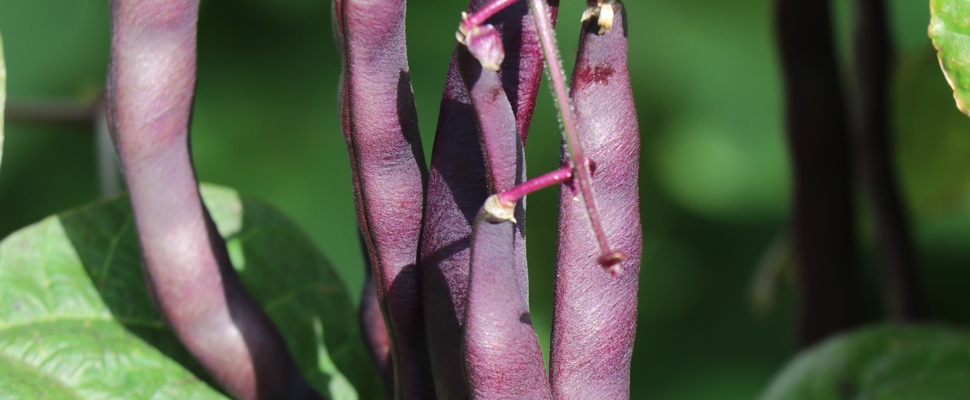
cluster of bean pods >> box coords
[106,0,641,398]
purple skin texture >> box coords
[106,1,319,399]
[465,214,552,399]
[458,41,548,398]
[457,48,523,196]
[420,1,557,398]
[550,2,642,398]
[332,0,433,397]
[457,40,527,277]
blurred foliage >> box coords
[759,325,970,399]
[1,0,969,399]
[1,31,5,173]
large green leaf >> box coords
[0,184,381,399]
[759,325,970,400]
[930,0,970,117]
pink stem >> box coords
[528,0,622,267]
[497,163,573,206]
[460,0,521,33]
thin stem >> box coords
[460,0,520,33]
[484,162,579,225]
[94,101,122,198]
[528,0,621,267]
[497,163,573,206]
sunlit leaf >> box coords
[0,184,380,399]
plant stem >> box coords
[94,101,122,198]
[497,163,573,206]
[460,0,519,33]
[484,163,573,224]
[528,0,621,267]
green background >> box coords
[1,0,968,398]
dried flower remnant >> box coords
[581,0,615,34]
[458,19,505,71]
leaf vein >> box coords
[0,347,86,399]
[99,214,133,287]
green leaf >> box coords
[930,0,970,117]
[759,325,970,400]
[0,184,381,399]
[0,203,224,399]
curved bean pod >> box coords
[358,251,393,398]
[420,1,557,398]
[332,0,433,397]
[550,2,641,398]
[465,213,551,399]
[851,0,922,321]
[776,0,863,347]
[107,1,318,399]
[457,40,548,398]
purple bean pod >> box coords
[456,37,548,397]
[457,44,522,196]
[851,0,922,321]
[420,1,557,397]
[107,1,318,399]
[358,250,393,397]
[332,0,433,397]
[465,212,551,399]
[775,0,863,347]
[550,2,641,398]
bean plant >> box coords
[4,0,641,398]
[5,0,970,399]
